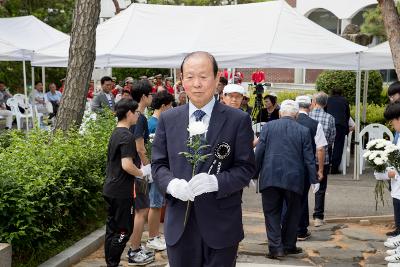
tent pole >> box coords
[31,67,35,93]
[22,60,29,131]
[354,53,362,180]
[362,71,369,123]
[42,66,46,94]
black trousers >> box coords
[167,208,238,267]
[394,198,400,230]
[104,196,134,267]
[331,125,347,171]
[313,164,329,220]
[262,187,302,254]
[297,180,311,236]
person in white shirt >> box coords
[31,81,48,114]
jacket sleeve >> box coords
[151,113,175,195]
[215,114,256,199]
[302,129,317,184]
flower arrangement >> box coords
[363,139,400,209]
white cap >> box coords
[295,95,311,105]
[223,84,246,95]
[280,99,299,114]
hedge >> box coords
[0,111,115,258]
[316,70,384,104]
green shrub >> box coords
[316,70,384,104]
[0,110,116,258]
[350,103,386,125]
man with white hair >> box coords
[255,100,317,259]
[293,95,327,241]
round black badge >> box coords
[214,142,231,160]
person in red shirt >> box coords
[165,77,174,95]
[87,80,94,99]
[124,77,134,92]
[251,70,265,84]
[152,74,163,93]
[59,78,65,93]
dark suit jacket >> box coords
[255,116,317,195]
[91,91,115,112]
[326,95,350,129]
[152,102,255,249]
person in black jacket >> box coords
[326,88,350,174]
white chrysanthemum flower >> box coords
[369,152,378,160]
[374,157,384,165]
[363,151,372,158]
[188,121,208,137]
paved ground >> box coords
[74,169,394,267]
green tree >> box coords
[361,3,400,42]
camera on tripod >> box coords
[253,83,272,96]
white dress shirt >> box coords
[188,97,216,129]
[299,111,327,149]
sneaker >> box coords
[126,246,155,259]
[385,236,400,248]
[128,250,155,266]
[146,236,166,251]
[387,246,400,256]
[386,254,400,263]
[313,218,325,227]
[387,229,400,237]
[297,231,311,241]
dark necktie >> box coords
[193,110,206,122]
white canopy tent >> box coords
[32,1,366,69]
[361,41,395,70]
[0,15,69,130]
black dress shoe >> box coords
[266,251,284,259]
[330,168,340,174]
[284,247,303,255]
[386,229,400,237]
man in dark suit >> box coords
[152,51,255,267]
[326,88,350,174]
[255,100,318,259]
[91,76,115,112]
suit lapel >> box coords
[196,102,227,173]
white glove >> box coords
[166,178,194,201]
[140,164,151,178]
[374,171,390,181]
[311,183,320,194]
[188,173,218,197]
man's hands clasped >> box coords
[167,173,219,201]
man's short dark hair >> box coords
[131,80,152,102]
[180,51,218,77]
[384,101,400,121]
[264,95,277,106]
[35,81,42,86]
[331,88,343,96]
[101,76,113,85]
[0,81,5,85]
[115,98,138,121]
[151,91,175,110]
[388,81,400,97]
[219,77,228,86]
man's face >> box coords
[181,55,219,108]
[389,93,400,103]
[126,81,133,89]
[103,81,112,93]
[49,84,56,92]
[142,93,153,107]
[391,118,400,132]
[36,82,43,91]
[217,82,225,94]
[241,97,249,106]
[224,92,243,109]
[0,83,5,91]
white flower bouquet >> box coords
[363,139,400,209]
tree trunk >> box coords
[378,0,400,78]
[55,0,100,131]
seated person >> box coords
[46,82,62,118]
[30,81,49,114]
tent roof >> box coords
[0,15,69,61]
[32,1,367,69]
[0,39,25,61]
[296,0,377,19]
[360,41,395,70]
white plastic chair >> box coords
[6,97,34,130]
[359,123,394,174]
[338,131,353,175]
[252,122,266,137]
